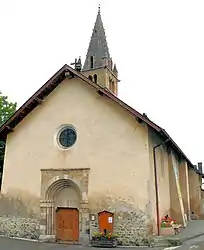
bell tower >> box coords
[82,6,119,96]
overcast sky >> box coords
[0,0,203,167]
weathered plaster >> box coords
[147,128,171,232]
[179,160,190,219]
[188,167,201,216]
[89,192,154,246]
[1,76,158,244]
[0,189,40,217]
[0,190,40,239]
[2,77,150,206]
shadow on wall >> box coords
[0,189,40,218]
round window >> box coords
[57,126,77,149]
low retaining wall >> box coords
[0,216,40,240]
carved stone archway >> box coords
[39,168,90,243]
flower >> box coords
[160,215,176,227]
[92,231,118,240]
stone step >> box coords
[57,240,81,245]
[153,236,169,247]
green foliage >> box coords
[0,91,17,182]
[0,91,17,125]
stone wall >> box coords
[0,190,40,239]
[89,192,154,246]
[0,190,155,245]
[0,217,40,239]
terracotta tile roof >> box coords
[0,64,202,177]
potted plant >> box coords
[160,215,176,236]
[91,230,118,247]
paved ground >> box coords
[177,234,204,249]
[2,236,204,250]
[169,220,204,242]
[0,237,163,250]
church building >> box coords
[0,6,203,246]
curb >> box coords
[180,233,204,243]
[167,233,204,247]
[0,235,39,243]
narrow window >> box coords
[88,75,93,81]
[112,81,115,93]
[90,56,94,69]
[93,74,97,83]
[109,77,112,91]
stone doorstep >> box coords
[153,236,170,248]
[39,234,55,243]
[57,241,81,245]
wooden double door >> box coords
[56,207,79,242]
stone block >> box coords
[160,227,175,236]
[0,216,40,239]
[39,234,55,242]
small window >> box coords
[88,75,93,81]
[90,56,94,69]
[57,126,77,149]
[93,74,97,83]
[112,81,115,92]
[109,80,115,93]
[202,178,204,191]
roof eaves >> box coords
[0,64,69,136]
[0,65,202,179]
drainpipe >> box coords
[153,138,170,236]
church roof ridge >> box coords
[0,64,201,178]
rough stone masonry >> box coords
[0,191,155,246]
[0,192,40,239]
[89,193,155,246]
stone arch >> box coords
[40,169,90,242]
[46,178,82,201]
[46,178,82,209]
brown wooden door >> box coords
[56,208,79,241]
[98,210,114,233]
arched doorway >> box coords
[44,178,82,242]
[39,169,90,244]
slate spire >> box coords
[83,5,111,70]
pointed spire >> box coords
[83,6,111,71]
[113,64,118,73]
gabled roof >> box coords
[0,64,202,177]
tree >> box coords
[0,91,17,125]
[0,91,17,183]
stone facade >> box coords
[89,193,154,246]
[39,168,90,244]
[0,193,40,239]
[37,167,160,246]
[89,210,154,246]
[0,216,39,239]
